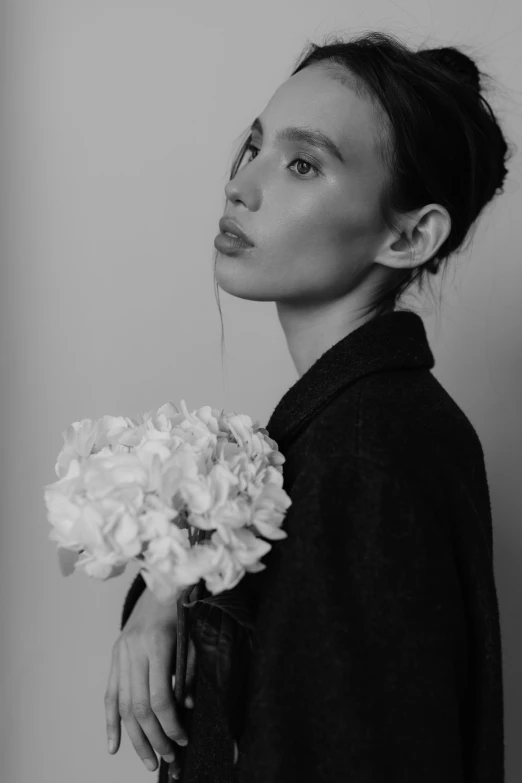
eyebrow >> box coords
[249,116,346,165]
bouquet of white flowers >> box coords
[43,400,291,776]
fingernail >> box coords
[164,752,175,763]
[184,695,194,708]
[177,737,188,746]
[143,758,157,772]
[107,739,115,754]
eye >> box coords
[244,141,319,178]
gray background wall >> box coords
[1,1,521,781]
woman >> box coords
[105,31,510,782]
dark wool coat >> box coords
[120,309,505,783]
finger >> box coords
[105,644,122,754]
[148,633,189,747]
[118,639,160,772]
[126,635,182,765]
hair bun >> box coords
[419,47,481,91]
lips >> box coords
[218,216,254,246]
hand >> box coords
[104,586,197,775]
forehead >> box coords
[260,66,386,166]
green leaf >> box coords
[57,547,81,577]
[183,582,256,633]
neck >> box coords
[275,296,391,378]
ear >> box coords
[375,204,451,271]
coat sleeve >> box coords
[237,451,469,783]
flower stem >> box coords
[171,528,206,779]
[172,584,192,780]
[174,585,192,707]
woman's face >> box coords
[214,65,394,306]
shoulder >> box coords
[307,368,485,479]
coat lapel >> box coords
[266,310,435,452]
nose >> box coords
[224,174,260,213]
[225,177,241,202]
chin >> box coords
[214,257,276,302]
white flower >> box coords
[138,508,175,541]
[212,526,272,567]
[224,413,256,454]
[54,418,98,479]
[75,549,127,580]
[141,535,223,601]
[144,526,190,569]
[54,415,137,480]
[46,398,292,602]
[249,482,290,540]
[203,548,244,594]
[45,488,84,549]
[170,540,224,586]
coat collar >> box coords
[266,309,435,453]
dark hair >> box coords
[213,31,513,364]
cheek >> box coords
[285,195,383,264]
[276,193,384,293]
[283,173,383,248]
[334,177,385,241]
